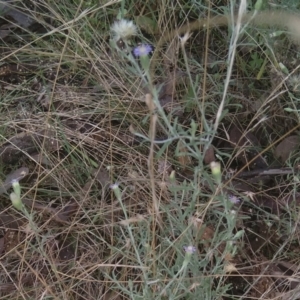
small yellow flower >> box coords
[111,19,137,41]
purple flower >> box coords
[228,194,241,204]
[110,183,119,190]
[183,245,196,254]
[133,44,153,57]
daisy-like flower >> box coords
[183,245,196,254]
[228,194,241,204]
[110,182,119,190]
[111,19,137,41]
[133,44,153,57]
[182,245,196,268]
[110,182,122,200]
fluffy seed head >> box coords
[287,74,300,93]
[111,19,137,41]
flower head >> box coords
[111,19,137,41]
[182,245,196,267]
[110,182,122,200]
[133,44,153,57]
[183,245,196,254]
[228,194,241,204]
[110,182,119,190]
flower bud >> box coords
[12,180,21,198]
[210,161,222,184]
[10,192,23,211]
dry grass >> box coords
[1,0,300,299]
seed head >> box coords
[287,74,300,94]
[111,19,137,41]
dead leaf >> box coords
[80,167,111,197]
[22,198,77,224]
[163,37,179,73]
[58,237,76,261]
[157,159,173,176]
[0,2,35,28]
[203,145,215,165]
[158,71,185,116]
[201,226,215,240]
[93,167,110,188]
[4,229,24,253]
[63,119,135,146]
[102,291,122,300]
[253,194,281,215]
[0,237,5,255]
[81,179,94,195]
[0,212,25,229]
[0,283,15,293]
[195,223,228,255]
[0,167,29,194]
[56,201,79,222]
[135,15,158,35]
[275,135,300,164]
[119,214,146,226]
[157,36,185,116]
[0,29,10,38]
[0,23,17,38]
[5,167,29,182]
[224,263,238,273]
[270,262,300,290]
[30,153,52,166]
[229,124,268,169]
[176,140,191,170]
[281,193,300,207]
[0,130,61,164]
